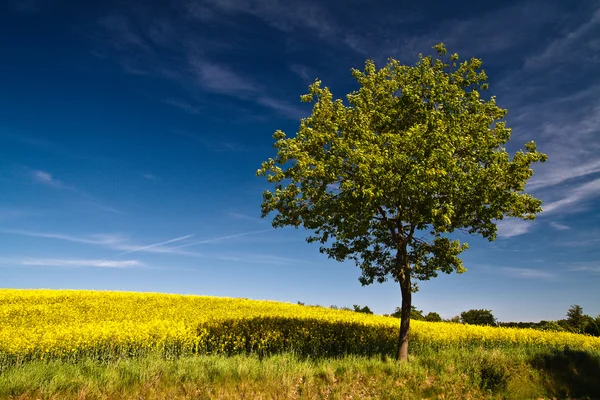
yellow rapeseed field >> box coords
[1,289,599,364]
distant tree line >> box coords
[498,305,600,336]
[297,302,600,337]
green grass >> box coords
[2,347,599,399]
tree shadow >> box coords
[530,348,600,399]
[198,316,399,359]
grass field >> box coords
[1,289,599,399]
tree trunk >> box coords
[397,271,412,361]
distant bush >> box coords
[461,309,496,326]
[424,312,442,322]
[353,305,373,314]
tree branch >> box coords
[378,206,399,244]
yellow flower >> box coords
[1,288,599,363]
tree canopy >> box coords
[424,312,443,322]
[460,309,497,326]
[257,43,547,360]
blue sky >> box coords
[1,0,599,322]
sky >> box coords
[1,0,599,322]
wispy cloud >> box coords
[213,253,306,265]
[228,212,263,223]
[172,130,248,152]
[84,201,124,214]
[2,230,199,257]
[31,170,71,189]
[542,178,600,215]
[558,231,600,248]
[98,14,152,53]
[517,97,600,194]
[289,64,314,83]
[185,0,337,38]
[141,173,158,180]
[524,8,600,70]
[527,158,600,190]
[188,60,306,118]
[190,59,257,95]
[2,230,126,245]
[169,229,272,249]
[496,5,600,201]
[1,128,113,163]
[1,130,55,149]
[32,170,54,183]
[495,178,600,237]
[92,5,310,119]
[496,218,536,238]
[1,228,281,261]
[565,261,600,273]
[341,1,560,61]
[115,234,195,256]
[0,208,28,222]
[549,221,570,231]
[15,258,143,268]
[163,98,202,115]
[499,267,555,280]
[255,96,306,120]
[26,168,123,214]
[569,266,600,273]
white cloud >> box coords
[496,218,535,238]
[141,173,158,180]
[190,59,257,95]
[542,178,600,215]
[500,267,555,280]
[527,158,600,190]
[33,170,52,182]
[31,170,71,189]
[549,221,570,231]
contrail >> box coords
[115,234,194,256]
[169,229,272,249]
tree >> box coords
[257,43,547,360]
[460,309,496,326]
[567,304,585,332]
[410,306,425,321]
[353,304,374,314]
[390,306,424,320]
[424,312,442,322]
[582,315,599,336]
[538,320,565,332]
